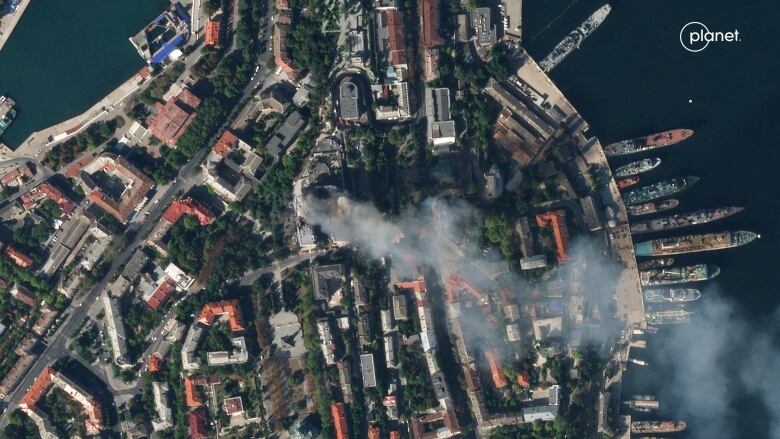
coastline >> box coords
[0,0,30,52]
[2,69,148,159]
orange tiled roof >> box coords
[536,210,569,262]
[212,130,239,156]
[485,349,508,388]
[149,90,202,146]
[395,279,426,294]
[197,299,245,332]
[162,197,216,225]
[185,376,203,407]
[5,246,32,268]
[21,367,53,407]
[331,402,349,439]
[420,0,443,48]
[205,20,221,46]
[148,354,163,372]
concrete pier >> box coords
[0,0,30,52]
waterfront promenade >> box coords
[0,0,29,52]
[2,69,148,160]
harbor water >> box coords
[0,0,166,147]
[525,1,780,438]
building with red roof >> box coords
[385,9,407,67]
[1,163,33,187]
[185,376,203,407]
[149,89,202,146]
[80,154,154,223]
[188,408,208,439]
[395,278,426,295]
[21,367,104,435]
[19,182,75,215]
[212,130,240,156]
[223,396,244,415]
[516,373,530,388]
[368,425,380,439]
[273,19,300,80]
[145,277,176,310]
[536,210,569,262]
[410,409,459,439]
[331,402,349,439]
[10,284,37,307]
[205,20,221,46]
[485,348,508,389]
[5,246,32,268]
[198,300,245,332]
[420,0,443,48]
[147,354,163,372]
[390,431,401,439]
[162,197,215,225]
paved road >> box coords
[238,250,325,287]
[0,2,277,424]
[0,142,210,426]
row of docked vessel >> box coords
[0,96,17,138]
[606,128,759,332]
[539,4,612,72]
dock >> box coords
[0,0,30,52]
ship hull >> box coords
[631,421,687,434]
[605,129,694,157]
[640,264,719,286]
[630,207,743,234]
[624,177,699,206]
[628,199,679,217]
[643,288,702,302]
[614,157,662,177]
[540,4,611,72]
[637,257,675,270]
[635,231,759,256]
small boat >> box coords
[618,176,640,189]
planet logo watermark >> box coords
[680,22,741,52]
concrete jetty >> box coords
[0,0,30,52]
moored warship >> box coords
[627,199,679,217]
[644,288,701,303]
[637,258,674,270]
[631,421,687,434]
[605,129,694,157]
[614,157,661,177]
[623,177,699,206]
[539,4,612,72]
[635,231,759,256]
[640,264,720,286]
[630,206,744,234]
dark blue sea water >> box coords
[525,1,780,438]
[0,0,166,147]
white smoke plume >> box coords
[653,291,780,439]
[303,193,624,345]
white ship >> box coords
[540,4,612,72]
